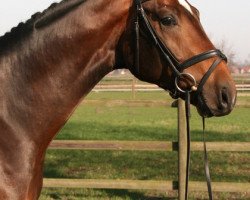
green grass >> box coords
[55,105,250,141]
[40,188,172,200]
[43,150,249,182]
[40,188,249,200]
[40,91,250,199]
[56,92,250,142]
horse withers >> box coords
[0,0,236,199]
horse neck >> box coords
[3,0,132,147]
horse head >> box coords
[120,0,236,117]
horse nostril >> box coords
[219,87,230,110]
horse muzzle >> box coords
[196,82,237,117]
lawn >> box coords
[56,91,250,142]
[40,91,250,200]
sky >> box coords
[0,0,249,63]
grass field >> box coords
[40,91,250,200]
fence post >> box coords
[178,99,187,200]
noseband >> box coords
[134,1,227,200]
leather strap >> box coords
[196,58,223,95]
[185,91,191,200]
[185,101,214,200]
[136,1,181,76]
[135,3,140,74]
[203,117,213,200]
[181,50,226,69]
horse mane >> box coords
[0,0,86,52]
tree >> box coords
[216,39,236,67]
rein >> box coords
[134,0,228,199]
[184,92,213,200]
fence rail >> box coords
[49,140,250,152]
[43,179,250,193]
[46,139,250,194]
[92,83,250,92]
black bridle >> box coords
[134,0,228,199]
[135,0,227,97]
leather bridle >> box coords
[134,0,227,98]
[134,0,228,199]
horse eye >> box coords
[161,16,177,26]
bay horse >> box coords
[0,0,236,199]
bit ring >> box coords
[175,73,197,93]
